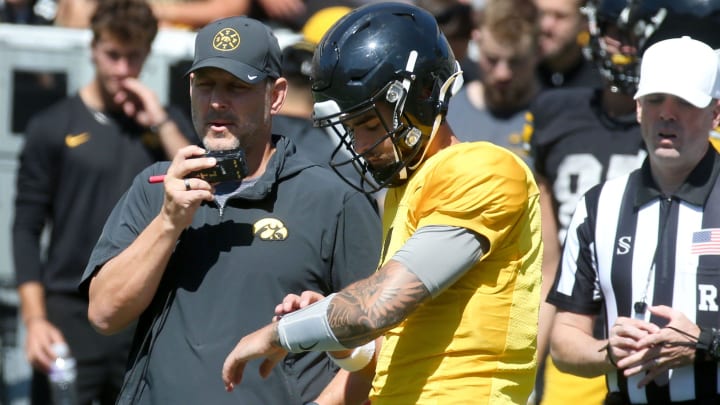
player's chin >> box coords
[366,155,395,172]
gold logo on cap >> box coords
[213,28,240,51]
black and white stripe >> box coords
[550,150,720,403]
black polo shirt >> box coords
[13,94,196,294]
[80,135,382,404]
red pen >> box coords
[148,175,165,184]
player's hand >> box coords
[160,145,215,230]
[273,291,325,321]
[272,292,355,360]
[222,323,287,392]
[24,318,66,373]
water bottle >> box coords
[49,342,78,405]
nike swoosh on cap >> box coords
[65,132,90,148]
[247,75,258,80]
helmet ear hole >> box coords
[385,82,404,104]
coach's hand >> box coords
[222,323,287,392]
[160,145,215,230]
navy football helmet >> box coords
[311,2,463,194]
[583,0,720,94]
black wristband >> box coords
[697,327,720,362]
[711,329,720,362]
[697,327,714,351]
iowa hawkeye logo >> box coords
[253,218,288,241]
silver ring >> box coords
[184,178,191,191]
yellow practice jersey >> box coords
[370,141,543,405]
[541,355,606,405]
[711,129,720,152]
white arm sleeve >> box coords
[391,225,487,298]
[277,293,348,353]
[327,339,376,371]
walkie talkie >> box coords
[186,149,248,183]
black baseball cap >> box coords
[187,16,282,84]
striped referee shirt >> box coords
[548,146,720,404]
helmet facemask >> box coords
[310,2,463,194]
[582,0,666,94]
[314,56,463,194]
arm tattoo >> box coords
[328,260,430,348]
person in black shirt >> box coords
[80,15,381,404]
[535,0,601,89]
[0,0,54,24]
[12,1,195,404]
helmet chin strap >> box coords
[386,54,464,182]
[388,50,419,182]
[407,61,463,171]
[393,51,417,129]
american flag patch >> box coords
[691,229,720,255]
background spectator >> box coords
[446,0,540,162]
[1,0,55,24]
[534,0,601,89]
[416,0,480,84]
[150,0,361,31]
[12,0,195,403]
[54,0,96,28]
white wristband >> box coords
[328,340,376,372]
[277,293,348,353]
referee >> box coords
[547,36,720,404]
